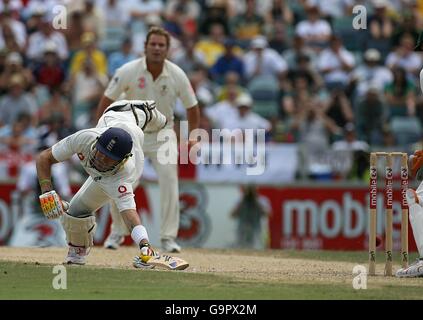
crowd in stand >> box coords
[0,0,423,180]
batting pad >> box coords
[62,214,96,248]
[409,203,423,257]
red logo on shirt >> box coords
[77,153,85,160]
[118,185,127,193]
[138,77,146,89]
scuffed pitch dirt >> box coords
[0,247,421,287]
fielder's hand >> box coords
[410,150,423,179]
[39,190,67,220]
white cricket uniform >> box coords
[51,121,145,217]
[104,57,198,240]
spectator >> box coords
[107,38,137,77]
[314,0,355,23]
[0,112,38,154]
[62,11,85,54]
[96,0,130,29]
[0,52,34,93]
[198,3,230,36]
[268,21,290,54]
[0,74,38,127]
[81,0,106,41]
[32,42,65,90]
[384,66,416,118]
[368,0,395,42]
[295,4,332,52]
[243,35,288,81]
[210,38,245,83]
[356,86,386,144]
[215,71,246,102]
[332,122,369,152]
[172,36,207,74]
[229,0,265,43]
[349,48,393,100]
[386,33,422,78]
[164,0,201,37]
[37,86,72,127]
[205,84,240,128]
[0,8,26,52]
[224,92,272,135]
[70,32,108,77]
[283,35,317,69]
[392,13,420,48]
[324,89,354,134]
[68,58,108,129]
[287,54,324,93]
[317,34,355,90]
[195,23,227,67]
[264,0,293,26]
[27,15,68,62]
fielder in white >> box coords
[36,100,188,270]
[396,68,423,277]
[96,27,200,253]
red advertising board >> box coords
[260,186,417,251]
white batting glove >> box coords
[39,190,67,220]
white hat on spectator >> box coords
[372,0,388,8]
[44,41,58,54]
[6,52,22,65]
[236,93,253,108]
[145,15,162,27]
[251,36,268,49]
[364,48,381,61]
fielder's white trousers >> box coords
[409,183,423,257]
[109,129,180,241]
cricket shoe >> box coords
[396,259,423,278]
[104,231,125,249]
[133,242,158,269]
[65,244,90,265]
[161,238,181,253]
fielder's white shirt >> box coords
[51,125,144,212]
[104,57,198,129]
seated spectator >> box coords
[32,42,65,90]
[324,89,354,135]
[315,0,354,23]
[37,86,72,127]
[27,15,68,62]
[172,36,207,74]
[356,86,386,144]
[0,74,38,127]
[62,11,84,54]
[282,35,317,69]
[384,67,416,118]
[349,48,393,100]
[332,123,369,152]
[317,34,355,90]
[229,0,265,44]
[81,0,106,42]
[386,34,422,79]
[243,35,288,82]
[195,23,228,67]
[268,21,290,54]
[164,0,201,37]
[287,54,324,93]
[198,3,230,37]
[204,84,240,128]
[0,52,34,93]
[97,0,130,29]
[68,58,108,129]
[107,38,137,77]
[368,0,394,42]
[0,112,38,154]
[70,32,108,77]
[224,93,272,136]
[215,71,246,102]
[264,0,294,26]
[392,13,420,48]
[211,38,245,83]
[295,4,332,52]
[0,8,26,52]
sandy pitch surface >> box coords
[0,247,421,287]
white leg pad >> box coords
[62,214,96,248]
[409,203,423,257]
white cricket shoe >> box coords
[396,259,423,278]
[65,245,89,265]
[104,231,125,249]
[161,238,181,253]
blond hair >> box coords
[145,26,171,48]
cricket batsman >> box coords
[396,67,423,277]
[35,100,188,270]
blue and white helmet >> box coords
[89,127,133,175]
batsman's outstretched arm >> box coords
[96,95,115,121]
[36,148,59,193]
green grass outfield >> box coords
[0,249,422,300]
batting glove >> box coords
[39,190,67,220]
